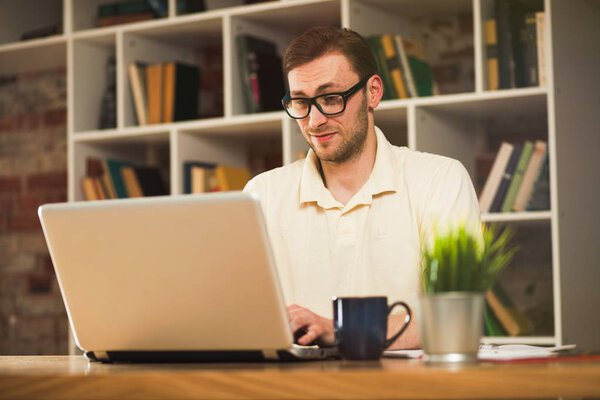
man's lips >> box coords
[310,132,336,142]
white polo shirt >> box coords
[244,127,481,318]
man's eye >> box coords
[292,99,309,108]
[321,95,342,106]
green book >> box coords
[501,141,534,212]
[105,158,132,199]
[484,301,507,336]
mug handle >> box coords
[383,301,412,349]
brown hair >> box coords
[283,26,378,80]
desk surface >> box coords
[1,355,600,399]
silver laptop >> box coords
[38,192,338,362]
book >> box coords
[183,161,216,194]
[380,34,409,99]
[526,155,550,211]
[191,166,219,193]
[398,38,434,97]
[86,157,109,198]
[128,62,148,125]
[133,166,168,196]
[105,158,132,198]
[394,35,417,98]
[490,143,522,213]
[486,284,533,336]
[146,63,164,124]
[162,62,200,123]
[99,57,117,130]
[501,140,534,212]
[484,301,508,336]
[485,19,499,91]
[513,140,547,211]
[479,142,514,213]
[535,12,546,86]
[81,177,101,201]
[522,13,539,87]
[121,166,144,197]
[236,35,285,113]
[495,0,544,89]
[98,159,117,199]
[215,165,251,191]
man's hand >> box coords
[287,304,335,347]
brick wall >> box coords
[0,67,68,355]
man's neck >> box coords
[320,127,377,205]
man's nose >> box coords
[307,104,327,129]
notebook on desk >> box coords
[38,192,338,363]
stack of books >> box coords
[236,34,286,113]
[183,161,252,194]
[128,61,200,125]
[96,0,167,27]
[484,283,534,337]
[81,157,168,200]
[485,0,545,90]
[366,34,437,100]
[479,140,549,214]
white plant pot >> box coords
[418,292,484,363]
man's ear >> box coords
[368,75,384,108]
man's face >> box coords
[287,53,370,164]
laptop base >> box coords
[85,348,339,363]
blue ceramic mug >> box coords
[333,296,412,360]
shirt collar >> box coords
[299,126,400,210]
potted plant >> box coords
[419,224,517,363]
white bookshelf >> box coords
[1,0,598,351]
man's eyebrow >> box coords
[290,82,339,97]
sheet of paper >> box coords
[383,344,576,361]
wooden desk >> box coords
[1,356,599,399]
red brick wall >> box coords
[0,68,68,354]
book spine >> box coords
[146,63,163,124]
[394,36,417,97]
[522,13,539,87]
[513,141,547,211]
[485,19,499,91]
[490,143,522,213]
[381,34,408,99]
[536,12,546,87]
[495,0,515,88]
[501,141,534,212]
[479,142,514,213]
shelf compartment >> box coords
[413,90,547,195]
[349,0,474,97]
[487,222,555,339]
[72,133,171,201]
[0,0,63,46]
[175,117,283,194]
[374,106,409,148]
[121,15,224,128]
[71,0,169,33]
[72,33,117,133]
[228,0,341,116]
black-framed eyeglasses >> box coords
[281,75,371,119]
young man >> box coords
[244,27,481,349]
